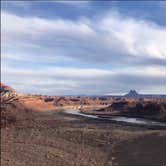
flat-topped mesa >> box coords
[0,83,16,94]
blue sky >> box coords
[1,1,166,95]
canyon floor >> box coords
[1,109,166,166]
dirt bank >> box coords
[1,110,166,166]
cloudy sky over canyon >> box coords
[1,1,166,95]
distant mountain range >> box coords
[101,90,166,99]
[124,90,166,99]
[1,83,166,99]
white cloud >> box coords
[1,10,166,94]
[2,64,113,79]
[54,1,89,7]
[100,12,166,60]
[2,11,166,66]
[118,66,166,77]
[2,63,166,95]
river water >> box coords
[64,110,166,127]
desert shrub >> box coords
[0,92,18,127]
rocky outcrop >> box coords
[0,83,16,93]
[0,83,34,128]
[97,100,166,121]
[125,90,138,97]
[124,90,166,99]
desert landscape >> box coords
[1,83,166,166]
[1,1,166,166]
